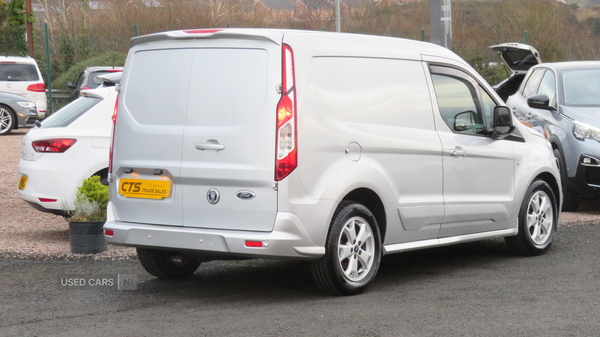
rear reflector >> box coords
[27,83,46,92]
[38,198,57,203]
[32,139,77,153]
[104,229,114,236]
[245,241,263,248]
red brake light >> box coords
[184,29,222,34]
[31,139,77,153]
[108,96,119,175]
[81,86,90,90]
[27,83,46,92]
[104,229,114,236]
[38,198,58,202]
[275,44,298,181]
[107,70,122,73]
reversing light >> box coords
[32,139,77,153]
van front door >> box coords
[429,66,516,237]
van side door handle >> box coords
[450,146,467,157]
[196,143,225,151]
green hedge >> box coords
[52,51,126,89]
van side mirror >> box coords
[527,94,555,111]
[492,106,515,139]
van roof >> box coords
[130,28,462,65]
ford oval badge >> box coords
[236,190,256,200]
[207,188,220,204]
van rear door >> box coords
[114,32,281,232]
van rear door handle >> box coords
[450,147,467,157]
[196,143,225,151]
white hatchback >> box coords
[0,56,48,119]
[17,76,118,215]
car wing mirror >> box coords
[453,110,479,132]
[492,106,515,139]
[66,82,75,89]
[527,94,555,111]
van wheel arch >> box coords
[341,188,386,241]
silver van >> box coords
[105,29,561,295]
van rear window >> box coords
[0,64,39,81]
[124,48,267,126]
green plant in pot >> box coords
[68,176,108,254]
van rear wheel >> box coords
[137,248,201,279]
[310,203,382,295]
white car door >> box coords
[429,66,517,237]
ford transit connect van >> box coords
[105,29,561,295]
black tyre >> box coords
[137,248,201,279]
[553,148,580,212]
[505,180,558,256]
[310,203,382,295]
[0,105,16,135]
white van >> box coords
[105,29,561,295]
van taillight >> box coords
[108,96,118,176]
[275,44,297,181]
[27,83,46,92]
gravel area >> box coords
[0,129,135,261]
[1,129,598,261]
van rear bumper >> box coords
[104,209,325,260]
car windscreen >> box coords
[40,96,102,128]
[0,64,39,81]
[562,69,600,107]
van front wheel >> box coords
[505,180,557,256]
[310,203,382,295]
[137,248,201,279]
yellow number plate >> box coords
[18,175,28,190]
[118,179,172,199]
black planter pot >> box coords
[69,221,108,254]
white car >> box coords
[17,75,119,215]
[0,56,48,119]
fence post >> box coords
[422,29,425,41]
[524,30,528,45]
[134,25,138,37]
[44,23,52,116]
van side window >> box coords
[521,68,545,98]
[431,73,485,135]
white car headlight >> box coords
[573,121,600,142]
[17,101,36,109]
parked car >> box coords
[66,66,123,101]
[0,91,38,135]
[505,61,600,211]
[17,73,120,215]
[0,56,48,119]
[489,43,542,102]
[104,29,561,295]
